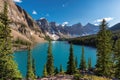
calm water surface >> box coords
[14,41,97,77]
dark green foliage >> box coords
[69,27,120,48]
[46,41,54,76]
[79,46,86,71]
[73,74,83,80]
[60,64,63,72]
[69,35,97,47]
[114,39,120,79]
[75,56,78,68]
[54,67,59,75]
[14,38,31,46]
[88,58,92,70]
[95,19,113,77]
[44,35,52,41]
[43,64,48,77]
[0,2,22,79]
[67,44,76,74]
[26,47,35,79]
[32,58,36,77]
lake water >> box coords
[14,41,97,77]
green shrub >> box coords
[73,74,83,80]
[14,38,31,46]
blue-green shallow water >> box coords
[14,41,97,77]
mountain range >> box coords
[0,0,120,41]
[109,23,120,31]
[37,17,120,40]
[37,18,99,40]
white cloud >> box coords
[62,22,69,26]
[13,0,22,3]
[40,17,45,20]
[94,23,99,26]
[32,10,37,15]
[95,17,114,23]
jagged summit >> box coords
[36,18,99,39]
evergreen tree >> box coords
[75,56,78,68]
[79,46,86,71]
[32,58,36,77]
[46,41,54,76]
[95,19,113,76]
[26,47,35,80]
[114,39,120,79]
[43,64,48,77]
[0,2,22,79]
[54,67,59,75]
[67,44,76,74]
[88,58,92,70]
[60,64,63,72]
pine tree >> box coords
[46,41,54,76]
[79,46,86,71]
[67,44,76,74]
[75,56,78,68]
[60,64,63,72]
[54,67,59,75]
[88,58,92,70]
[26,47,35,80]
[43,64,48,77]
[95,19,113,77]
[32,58,36,77]
[114,39,120,79]
[0,2,22,79]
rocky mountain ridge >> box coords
[109,23,120,31]
[37,18,99,40]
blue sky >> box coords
[13,0,120,27]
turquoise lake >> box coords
[14,41,97,77]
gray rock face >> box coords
[109,23,120,31]
[37,18,71,40]
[37,18,99,39]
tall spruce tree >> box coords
[67,44,76,74]
[75,56,78,68]
[95,19,113,77]
[43,64,48,77]
[0,2,22,79]
[114,39,120,79]
[26,47,35,80]
[79,46,86,71]
[32,58,36,77]
[88,58,92,70]
[46,41,54,76]
[54,67,59,75]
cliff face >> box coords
[0,0,45,43]
[37,18,71,40]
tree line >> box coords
[69,27,120,48]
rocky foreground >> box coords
[40,75,73,80]
[36,75,114,80]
